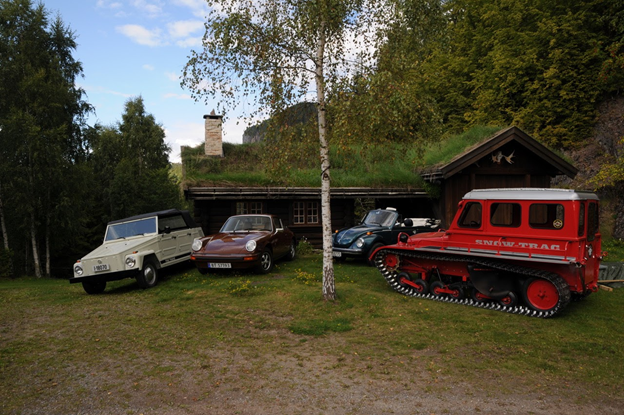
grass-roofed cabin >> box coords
[183,122,577,247]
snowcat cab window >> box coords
[529,203,564,230]
[490,203,521,227]
[577,203,586,237]
[587,202,599,242]
[458,202,482,228]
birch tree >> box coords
[182,0,393,301]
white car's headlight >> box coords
[74,264,83,276]
[192,238,203,251]
[355,238,365,248]
[125,256,136,269]
[246,240,257,252]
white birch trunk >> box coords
[30,212,42,278]
[45,212,50,277]
[316,22,335,301]
[0,183,9,251]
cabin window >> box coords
[293,201,319,225]
[236,202,263,215]
[587,202,599,242]
[458,202,482,228]
[158,215,188,233]
[490,203,521,227]
[578,203,586,237]
[529,203,564,230]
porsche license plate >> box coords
[209,263,232,269]
[93,264,110,272]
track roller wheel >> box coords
[396,272,429,294]
[413,279,429,294]
[498,291,518,307]
[450,287,464,300]
[471,288,488,303]
[430,281,445,298]
[524,278,559,312]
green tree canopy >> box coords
[0,0,92,277]
[90,97,182,221]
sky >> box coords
[41,0,248,163]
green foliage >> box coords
[421,0,620,148]
[0,0,93,277]
[0,248,13,278]
[293,268,321,285]
[295,238,316,256]
[183,139,429,187]
[225,279,260,296]
[90,97,182,220]
[423,125,503,166]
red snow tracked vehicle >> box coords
[371,188,601,318]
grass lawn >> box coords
[1,253,623,414]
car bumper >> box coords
[191,253,262,270]
[69,269,138,284]
[332,247,365,259]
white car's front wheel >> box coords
[137,259,159,288]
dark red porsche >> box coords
[190,214,297,274]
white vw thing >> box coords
[70,209,204,294]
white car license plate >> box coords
[93,264,110,272]
[332,251,342,258]
[209,263,232,269]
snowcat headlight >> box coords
[74,264,83,276]
[192,238,203,251]
[125,256,136,269]
[246,240,257,252]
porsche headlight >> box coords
[355,238,365,248]
[74,264,83,276]
[192,238,203,251]
[246,240,257,252]
[125,256,136,269]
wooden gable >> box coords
[421,126,578,226]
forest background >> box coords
[0,0,623,279]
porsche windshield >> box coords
[220,216,273,232]
[362,210,397,227]
[105,217,157,241]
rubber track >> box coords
[373,248,571,318]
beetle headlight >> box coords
[74,264,83,276]
[192,238,203,251]
[355,238,365,248]
[125,256,136,269]
[246,240,257,252]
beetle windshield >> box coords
[220,216,273,232]
[105,217,157,241]
[362,210,397,227]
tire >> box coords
[367,243,384,266]
[286,240,296,261]
[257,249,274,274]
[430,281,445,298]
[136,259,159,288]
[82,280,106,294]
[499,291,518,307]
[523,278,559,312]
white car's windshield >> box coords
[362,210,397,227]
[105,217,157,241]
[220,216,273,232]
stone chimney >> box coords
[204,110,224,157]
